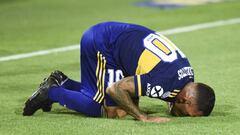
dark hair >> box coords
[196,83,215,116]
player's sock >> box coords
[61,79,82,91]
[48,86,101,117]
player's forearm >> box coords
[106,79,147,121]
[114,84,145,119]
[106,77,171,123]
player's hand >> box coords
[140,116,170,123]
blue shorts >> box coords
[79,27,122,116]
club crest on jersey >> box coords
[146,83,164,98]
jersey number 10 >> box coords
[143,33,186,62]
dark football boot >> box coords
[49,70,68,86]
[23,77,59,116]
[41,70,68,112]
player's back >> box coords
[99,22,194,101]
[86,22,191,77]
[81,22,194,102]
[87,22,154,74]
[89,22,153,47]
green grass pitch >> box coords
[0,0,240,134]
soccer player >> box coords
[23,22,215,123]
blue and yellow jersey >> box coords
[82,22,194,103]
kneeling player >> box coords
[23,22,215,123]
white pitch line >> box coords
[157,17,240,35]
[0,45,80,62]
[0,17,240,62]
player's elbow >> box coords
[107,77,135,97]
[106,82,125,97]
[106,84,116,97]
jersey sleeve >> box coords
[134,75,145,97]
[134,73,181,102]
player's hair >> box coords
[195,83,215,116]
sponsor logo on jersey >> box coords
[146,83,164,98]
[146,83,151,96]
[177,67,194,80]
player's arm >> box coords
[106,76,170,123]
[104,97,139,118]
[104,97,138,118]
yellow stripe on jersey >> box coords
[137,75,142,96]
[171,92,178,96]
[93,52,106,103]
[168,95,175,98]
[99,58,106,103]
[168,90,181,98]
[93,52,101,100]
[95,54,103,102]
[135,49,161,75]
[152,38,171,55]
[173,89,180,92]
[95,52,100,77]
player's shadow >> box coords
[140,103,236,117]
[16,107,85,117]
[15,98,84,117]
[50,108,85,116]
[140,104,167,115]
[16,96,236,122]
